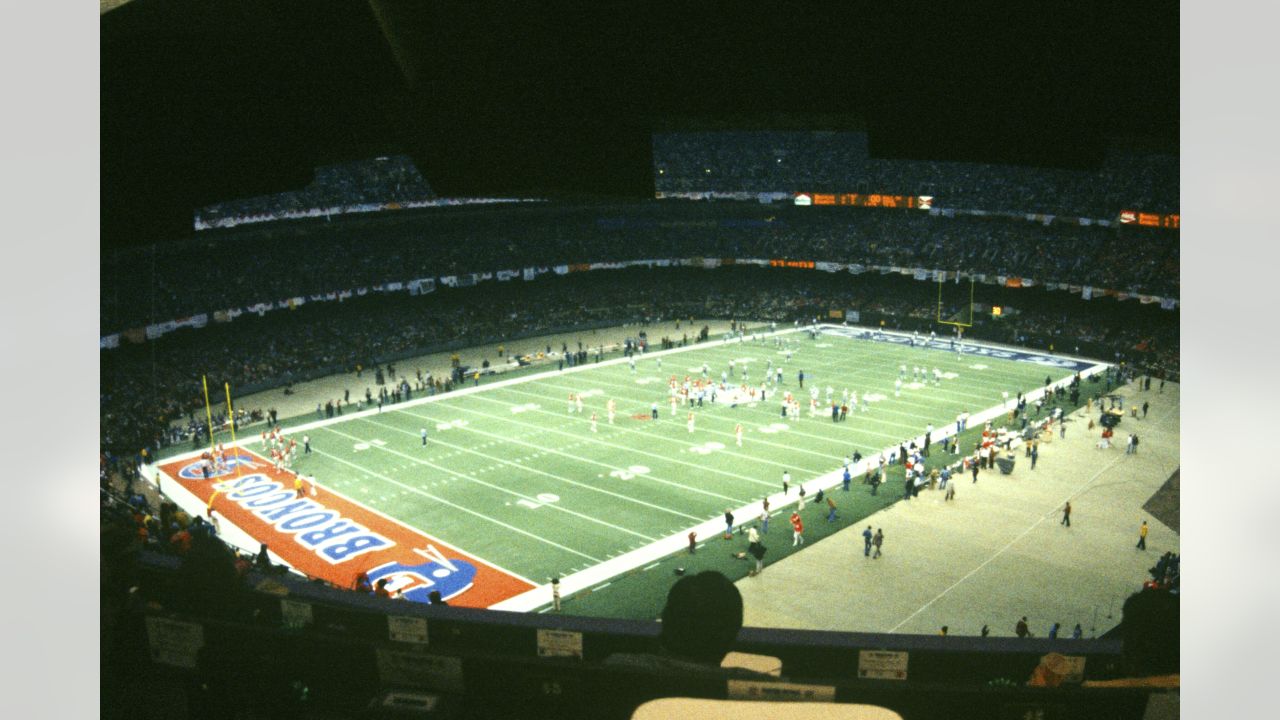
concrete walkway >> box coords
[736,381,1180,638]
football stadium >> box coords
[99,3,1181,718]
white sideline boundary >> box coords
[145,323,1109,610]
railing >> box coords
[118,551,1160,720]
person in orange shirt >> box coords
[790,512,804,546]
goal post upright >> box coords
[936,273,975,329]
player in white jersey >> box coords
[722,370,728,384]
[729,359,735,377]
[629,356,636,373]
[933,367,942,386]
[735,423,743,447]
[850,390,858,409]
[590,412,598,433]
[775,367,783,384]
[899,363,907,379]
[702,363,709,379]
[895,378,903,397]
[568,393,576,414]
[607,399,616,424]
[657,357,662,370]
[687,412,696,433]
[576,395,584,414]
[670,395,678,416]
[861,391,870,412]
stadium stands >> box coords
[193,155,439,229]
[654,131,870,193]
[654,131,1177,218]
[100,265,1178,464]
[103,201,1178,334]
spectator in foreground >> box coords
[605,571,773,677]
[1078,589,1180,688]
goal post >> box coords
[936,274,975,328]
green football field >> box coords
[275,327,1096,606]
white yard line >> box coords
[494,381,844,468]
[355,415,707,521]
[531,373,918,445]
[380,406,757,506]
[317,425,659,542]
[312,448,604,563]
[400,393,798,488]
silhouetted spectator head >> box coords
[176,533,247,619]
[660,570,743,665]
[1120,588,1179,676]
[428,590,448,606]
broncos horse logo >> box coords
[365,545,478,603]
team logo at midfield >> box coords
[366,546,478,603]
[177,453,261,480]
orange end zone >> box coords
[159,451,535,608]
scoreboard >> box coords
[795,193,932,209]
[1119,210,1179,229]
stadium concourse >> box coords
[735,378,1180,637]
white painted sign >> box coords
[536,628,584,659]
[145,616,205,669]
[375,648,462,692]
[387,615,430,644]
[727,679,836,702]
[858,649,909,680]
[280,599,313,629]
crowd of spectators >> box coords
[101,266,1178,459]
[866,152,1178,217]
[654,131,869,193]
[193,155,437,228]
[654,131,1178,218]
[103,201,1178,333]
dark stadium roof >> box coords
[101,0,1177,248]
